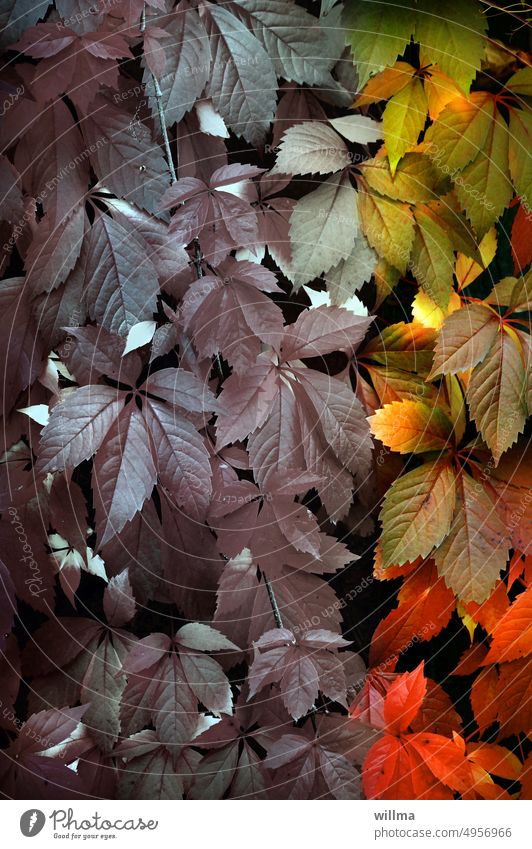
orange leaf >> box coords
[464,580,510,634]
[362,735,453,800]
[483,587,532,664]
[368,399,454,454]
[369,563,455,667]
[383,663,427,734]
[452,642,489,676]
[511,202,532,275]
[467,743,522,780]
[496,659,532,738]
[471,666,499,734]
[411,680,463,737]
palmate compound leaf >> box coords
[379,460,456,568]
[434,472,510,604]
[180,261,284,374]
[247,627,351,719]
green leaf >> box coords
[383,76,428,174]
[380,460,456,567]
[412,207,455,309]
[343,0,416,89]
[455,109,513,236]
[415,0,487,94]
[424,92,493,172]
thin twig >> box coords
[140,5,177,183]
[263,573,284,629]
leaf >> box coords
[289,172,359,285]
[216,358,279,446]
[329,115,383,145]
[176,623,239,653]
[37,386,124,474]
[370,565,455,667]
[0,277,45,414]
[369,400,454,454]
[103,570,136,628]
[81,635,126,752]
[456,107,513,236]
[384,664,427,734]
[0,0,49,50]
[411,206,455,309]
[273,122,350,175]
[466,328,527,462]
[379,461,456,567]
[84,214,160,337]
[181,265,284,373]
[415,0,487,94]
[483,588,532,664]
[235,0,338,85]
[509,108,532,209]
[496,659,532,738]
[93,405,157,545]
[427,304,500,379]
[344,0,416,88]
[425,92,493,171]
[358,186,415,273]
[434,472,509,603]
[144,399,212,521]
[280,305,372,361]
[383,76,428,175]
[143,1,211,127]
[204,4,277,146]
[180,651,233,715]
[81,93,170,214]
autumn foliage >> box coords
[0,0,531,800]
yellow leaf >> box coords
[353,61,416,108]
[412,288,461,330]
[424,68,464,121]
[457,602,477,642]
[455,227,497,290]
[368,399,454,454]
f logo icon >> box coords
[20,810,46,837]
